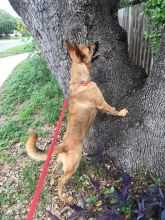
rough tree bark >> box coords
[9,0,165,177]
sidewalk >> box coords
[0,53,29,87]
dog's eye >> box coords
[88,46,91,51]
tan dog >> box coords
[25,41,128,202]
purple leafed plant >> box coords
[66,203,95,220]
[47,210,61,220]
[88,175,100,192]
[96,206,125,220]
[87,143,106,160]
[133,184,165,220]
[47,144,165,220]
[133,199,145,220]
[121,172,132,187]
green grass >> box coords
[0,43,33,58]
[21,162,48,200]
[0,54,64,213]
[0,148,16,163]
[21,162,40,196]
[1,218,14,220]
[0,36,21,40]
[87,195,98,204]
[0,179,23,209]
[19,161,48,210]
[0,54,64,163]
[1,217,14,220]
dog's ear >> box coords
[65,40,84,61]
[65,40,75,51]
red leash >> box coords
[26,97,69,220]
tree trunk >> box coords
[9,0,165,177]
[87,30,165,178]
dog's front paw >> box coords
[119,108,128,117]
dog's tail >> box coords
[25,132,66,161]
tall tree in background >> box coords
[9,0,165,178]
[0,9,17,36]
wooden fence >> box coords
[118,5,153,74]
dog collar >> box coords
[71,80,91,86]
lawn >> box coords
[0,42,34,58]
[0,54,64,163]
[0,53,67,219]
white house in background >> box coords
[10,30,22,37]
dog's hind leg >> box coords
[58,169,76,202]
[50,155,62,186]
[57,148,82,202]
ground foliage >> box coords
[0,42,33,58]
[0,53,64,164]
[142,0,165,53]
[48,144,165,219]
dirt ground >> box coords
[0,121,112,219]
[0,123,74,219]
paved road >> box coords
[0,39,24,52]
[0,53,29,88]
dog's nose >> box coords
[95,41,99,46]
[94,41,99,49]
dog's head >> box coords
[65,40,100,64]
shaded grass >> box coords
[0,43,33,58]
[21,161,48,202]
[0,54,64,162]
[0,54,64,214]
[0,179,23,207]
